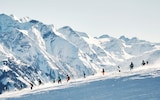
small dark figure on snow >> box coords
[130,62,134,70]
[58,76,61,84]
[53,79,55,83]
[2,61,8,65]
[83,71,86,78]
[117,66,121,72]
[142,60,145,66]
[67,75,70,82]
[102,68,105,75]
[146,61,149,64]
[30,83,33,90]
[38,79,42,85]
[19,84,23,90]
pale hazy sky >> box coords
[0,0,160,42]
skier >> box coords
[38,79,42,85]
[53,79,55,83]
[117,66,121,72]
[146,61,149,65]
[102,68,105,75]
[3,61,8,65]
[19,84,23,90]
[130,62,134,70]
[142,60,145,66]
[83,71,86,78]
[58,76,61,84]
[30,83,33,90]
[67,75,70,82]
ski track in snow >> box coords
[0,64,160,100]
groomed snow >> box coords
[1,64,160,100]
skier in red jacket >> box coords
[102,68,105,75]
[67,75,70,82]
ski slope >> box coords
[1,64,160,100]
[1,14,160,94]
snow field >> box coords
[1,64,160,100]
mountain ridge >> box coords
[0,14,160,94]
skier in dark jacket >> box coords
[146,61,149,64]
[67,75,70,82]
[58,76,61,84]
[117,66,121,72]
[83,71,86,78]
[38,79,42,85]
[102,68,105,75]
[30,83,33,90]
[130,62,134,70]
[142,60,145,66]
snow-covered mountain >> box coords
[0,13,160,94]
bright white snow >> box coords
[0,14,160,100]
[0,64,160,100]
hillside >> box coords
[1,64,160,100]
[0,14,160,94]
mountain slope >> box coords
[1,64,160,100]
[0,14,160,94]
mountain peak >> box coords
[0,13,19,31]
[60,26,74,31]
[0,13,9,17]
[58,26,78,36]
[0,13,31,23]
[58,26,90,38]
[0,14,160,95]
[10,14,19,21]
[0,13,20,22]
[119,35,129,41]
[0,13,13,20]
[98,34,110,39]
[19,16,31,23]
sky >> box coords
[0,0,160,42]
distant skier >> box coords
[3,61,8,66]
[53,79,55,83]
[117,66,121,72]
[58,76,62,84]
[146,61,149,65]
[30,83,33,90]
[130,62,134,70]
[83,71,86,78]
[102,68,105,75]
[19,84,23,90]
[67,75,70,82]
[142,60,145,66]
[38,79,42,85]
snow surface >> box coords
[1,64,160,100]
[0,13,160,99]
